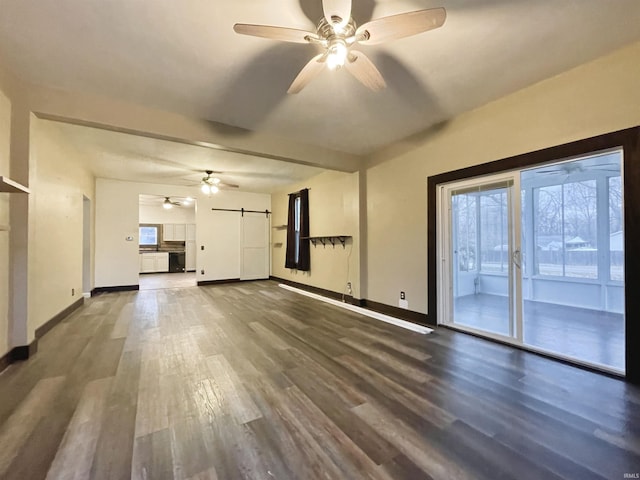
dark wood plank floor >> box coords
[1,280,639,479]
[455,293,625,370]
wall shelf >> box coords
[0,176,30,193]
[0,225,9,232]
[272,225,287,230]
[303,235,351,249]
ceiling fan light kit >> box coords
[163,197,176,209]
[233,0,446,93]
[200,169,226,195]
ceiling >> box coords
[42,121,325,194]
[139,194,195,208]
[2,0,640,188]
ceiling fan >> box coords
[162,196,183,209]
[233,0,446,93]
[535,162,620,176]
[200,170,239,195]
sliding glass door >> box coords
[441,175,522,341]
[438,150,625,374]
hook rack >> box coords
[302,235,351,249]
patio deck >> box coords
[453,293,624,371]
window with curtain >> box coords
[285,188,310,271]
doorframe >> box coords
[427,126,640,382]
[437,173,521,340]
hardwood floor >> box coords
[139,272,197,290]
[1,280,639,479]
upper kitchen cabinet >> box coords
[163,223,186,241]
[186,223,196,241]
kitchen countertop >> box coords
[139,250,184,254]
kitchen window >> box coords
[139,226,159,246]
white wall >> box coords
[271,171,361,298]
[0,86,11,356]
[365,41,640,315]
[27,118,95,339]
[195,189,270,282]
[96,178,270,287]
[139,203,195,224]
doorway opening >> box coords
[138,194,197,290]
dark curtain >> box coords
[285,193,297,269]
[298,188,310,271]
[284,188,311,271]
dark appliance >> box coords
[168,251,185,273]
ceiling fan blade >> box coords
[323,0,352,29]
[356,7,446,45]
[287,54,327,94]
[233,23,316,44]
[220,182,240,189]
[345,50,386,92]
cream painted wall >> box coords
[96,178,269,286]
[366,41,640,315]
[27,118,95,339]
[96,179,197,287]
[139,203,195,224]
[271,171,360,298]
[0,87,11,356]
[195,189,270,282]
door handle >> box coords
[512,249,521,269]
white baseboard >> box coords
[278,284,433,334]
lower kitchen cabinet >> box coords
[139,252,169,273]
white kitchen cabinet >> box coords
[139,252,169,273]
[163,223,186,241]
[186,223,196,241]
[185,240,196,271]
[163,224,174,241]
[174,223,186,241]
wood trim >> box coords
[361,299,433,327]
[0,349,10,373]
[93,285,140,294]
[427,126,640,383]
[272,277,431,325]
[35,297,84,339]
[10,342,37,362]
[270,276,363,306]
[197,278,242,286]
[1,297,86,372]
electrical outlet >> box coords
[347,282,352,294]
[400,291,405,300]
[200,269,205,275]
[71,288,75,296]
[201,245,205,250]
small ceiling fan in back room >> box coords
[200,170,239,195]
[233,0,446,93]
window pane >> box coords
[480,190,508,274]
[534,184,562,276]
[609,176,624,281]
[452,193,476,272]
[139,226,158,246]
[563,180,597,279]
[294,196,301,262]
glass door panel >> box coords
[450,181,515,337]
[520,151,625,372]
